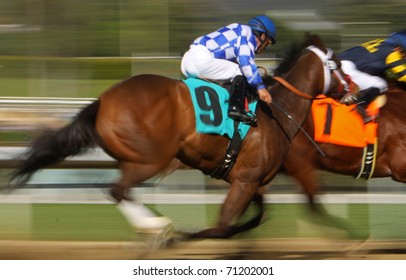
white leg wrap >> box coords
[117,200,172,230]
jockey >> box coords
[339,30,406,123]
[181,15,276,126]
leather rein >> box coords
[271,76,316,99]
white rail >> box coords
[0,97,96,105]
[0,97,95,131]
[0,146,117,168]
[0,98,114,167]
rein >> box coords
[268,80,326,156]
[271,76,315,100]
[271,46,349,100]
[270,101,326,157]
[267,45,348,157]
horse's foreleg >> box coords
[294,170,320,208]
[284,158,320,210]
[190,182,259,239]
[230,187,265,234]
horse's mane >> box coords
[273,33,325,77]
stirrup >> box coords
[228,109,257,126]
[363,114,378,124]
[363,116,373,124]
[355,105,372,124]
[244,110,257,125]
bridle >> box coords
[307,45,350,95]
[272,45,351,100]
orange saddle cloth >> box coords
[311,95,379,148]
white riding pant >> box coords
[181,45,242,81]
[341,60,388,93]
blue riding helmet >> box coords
[386,30,406,49]
[248,15,277,44]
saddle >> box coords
[183,77,259,180]
[202,78,258,103]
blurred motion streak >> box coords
[0,0,406,253]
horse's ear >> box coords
[303,32,325,49]
[313,34,326,50]
[304,32,319,43]
[304,32,312,41]
[303,32,315,47]
[313,34,323,46]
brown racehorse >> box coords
[283,81,406,207]
[7,34,348,239]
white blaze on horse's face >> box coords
[307,46,349,95]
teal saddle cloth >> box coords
[183,78,257,139]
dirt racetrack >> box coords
[1,239,406,260]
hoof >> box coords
[137,223,178,251]
[135,216,172,231]
[187,227,234,239]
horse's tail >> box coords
[9,100,100,188]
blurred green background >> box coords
[0,203,395,241]
[0,0,405,98]
[1,202,406,242]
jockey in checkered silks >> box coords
[181,15,277,126]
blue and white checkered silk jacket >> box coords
[192,23,265,90]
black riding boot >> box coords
[227,75,257,126]
[356,87,381,123]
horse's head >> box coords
[269,33,352,100]
[304,33,351,98]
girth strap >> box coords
[210,121,242,179]
[356,139,378,180]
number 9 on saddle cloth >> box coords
[183,77,259,179]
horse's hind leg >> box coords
[112,161,172,231]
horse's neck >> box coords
[265,86,312,139]
[268,67,320,138]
